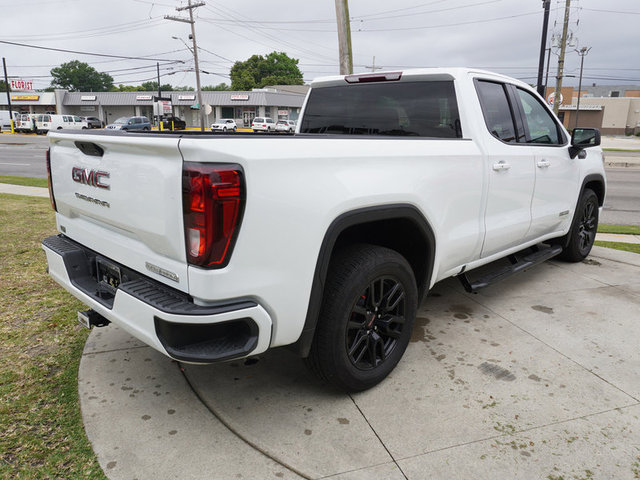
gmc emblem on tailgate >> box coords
[72,167,110,190]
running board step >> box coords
[458,244,563,294]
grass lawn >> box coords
[598,224,640,235]
[603,148,640,153]
[0,194,105,479]
[594,241,640,255]
[0,175,48,188]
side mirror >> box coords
[570,128,600,159]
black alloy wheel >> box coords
[346,277,406,370]
[557,188,599,262]
[306,244,417,392]
[577,199,597,253]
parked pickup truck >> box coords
[42,68,605,391]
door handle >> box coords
[492,161,511,171]
[537,159,551,168]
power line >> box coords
[353,0,448,20]
[5,18,164,42]
[0,40,186,62]
[358,10,547,32]
[202,5,338,63]
[353,0,503,22]
[581,7,640,15]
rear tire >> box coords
[306,244,417,392]
[556,188,599,262]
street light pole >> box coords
[574,46,591,130]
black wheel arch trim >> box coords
[556,173,606,249]
[292,204,436,358]
[580,173,606,207]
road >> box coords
[0,134,49,178]
[601,168,640,226]
[1,133,638,225]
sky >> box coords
[1,0,639,91]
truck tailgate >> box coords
[48,132,189,292]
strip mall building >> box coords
[1,86,308,128]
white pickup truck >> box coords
[42,68,605,391]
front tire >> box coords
[307,245,417,392]
[557,188,599,262]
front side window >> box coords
[516,88,562,144]
[300,80,462,138]
[475,80,517,143]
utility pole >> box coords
[574,46,591,129]
[365,56,383,73]
[553,0,571,116]
[166,0,206,131]
[2,58,15,134]
[335,0,353,75]
[544,47,552,97]
[156,62,162,129]
[536,0,551,97]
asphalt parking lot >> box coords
[79,246,640,480]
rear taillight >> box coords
[182,162,245,268]
[46,148,57,211]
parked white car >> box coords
[35,114,88,134]
[251,117,275,132]
[210,119,237,132]
[275,120,296,132]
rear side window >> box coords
[475,80,517,143]
[300,81,462,138]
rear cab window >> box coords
[475,78,566,146]
[300,80,462,138]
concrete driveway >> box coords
[79,246,640,480]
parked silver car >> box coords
[251,117,276,132]
[275,120,296,133]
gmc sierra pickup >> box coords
[42,68,605,391]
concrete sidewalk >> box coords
[79,246,640,480]
[0,183,49,197]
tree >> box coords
[113,84,141,92]
[0,80,9,92]
[139,81,174,92]
[50,61,113,92]
[202,83,231,91]
[230,52,303,90]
